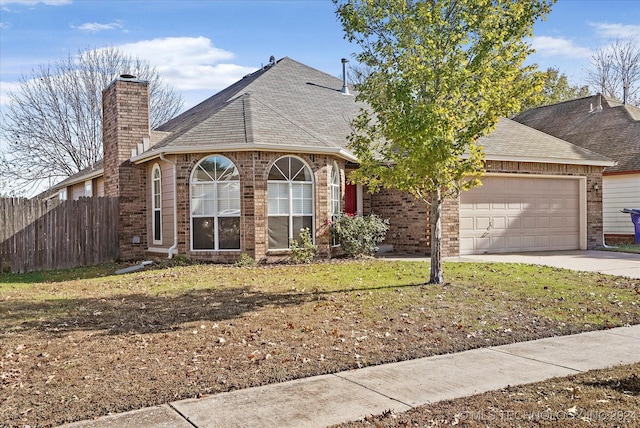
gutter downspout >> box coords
[160,153,178,259]
[601,233,615,249]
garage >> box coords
[459,175,585,255]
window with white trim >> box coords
[329,162,341,246]
[59,189,68,200]
[84,180,93,197]
[190,155,240,250]
[152,164,162,243]
[267,156,314,249]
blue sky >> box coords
[1,0,639,112]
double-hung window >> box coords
[329,162,341,246]
[152,164,162,243]
[267,156,314,249]
[190,155,241,250]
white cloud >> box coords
[530,36,593,58]
[0,0,71,5]
[0,80,21,106]
[589,22,640,40]
[71,20,124,33]
[115,37,257,92]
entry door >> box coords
[345,184,357,215]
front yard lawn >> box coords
[603,244,640,254]
[1,260,638,427]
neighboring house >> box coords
[47,160,104,200]
[514,94,640,244]
[45,57,613,262]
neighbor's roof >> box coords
[133,57,364,163]
[514,95,640,173]
[40,160,104,197]
[477,118,614,167]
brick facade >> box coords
[102,77,150,261]
[150,152,345,263]
[101,79,606,262]
[366,161,605,256]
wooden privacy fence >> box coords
[0,197,119,274]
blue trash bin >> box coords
[622,208,640,244]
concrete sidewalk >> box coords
[450,250,640,279]
[62,325,640,428]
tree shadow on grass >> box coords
[582,373,640,396]
[0,286,321,336]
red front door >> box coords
[345,184,357,215]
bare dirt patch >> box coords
[1,260,638,427]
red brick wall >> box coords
[163,152,344,263]
[368,162,606,256]
[102,77,150,261]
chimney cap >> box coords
[119,74,137,79]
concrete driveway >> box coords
[450,250,640,279]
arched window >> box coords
[267,156,314,249]
[329,162,341,246]
[190,155,240,250]
[152,164,162,244]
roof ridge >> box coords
[240,93,251,144]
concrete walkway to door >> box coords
[447,250,640,279]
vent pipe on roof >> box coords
[590,93,603,113]
[341,58,350,95]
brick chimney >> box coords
[102,75,150,260]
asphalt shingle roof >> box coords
[146,57,613,168]
[151,57,363,155]
[478,118,613,165]
[514,95,640,173]
[44,58,616,195]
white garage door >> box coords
[460,176,582,255]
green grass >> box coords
[2,260,636,333]
[2,259,638,427]
[602,243,640,254]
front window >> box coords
[190,155,241,250]
[267,156,314,249]
[330,162,341,246]
[152,164,162,243]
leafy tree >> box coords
[586,39,640,106]
[520,67,589,111]
[335,0,553,283]
[0,47,183,195]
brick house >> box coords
[48,57,613,261]
[514,95,640,244]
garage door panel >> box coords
[537,216,550,228]
[521,216,537,228]
[564,197,579,209]
[507,236,522,249]
[536,235,550,247]
[521,235,537,248]
[508,216,521,229]
[475,217,491,230]
[492,217,507,230]
[460,217,474,231]
[460,176,581,255]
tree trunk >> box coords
[429,188,444,284]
